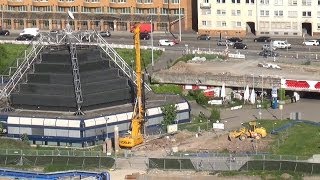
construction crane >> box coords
[119,26,144,148]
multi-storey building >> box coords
[198,0,318,37]
[0,0,192,32]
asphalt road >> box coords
[2,31,320,57]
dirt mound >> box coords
[134,130,271,155]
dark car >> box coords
[259,50,279,57]
[217,39,234,46]
[197,34,211,40]
[254,36,271,42]
[140,32,150,40]
[233,42,247,49]
[0,29,10,36]
[16,34,35,41]
[227,37,242,42]
[100,30,111,37]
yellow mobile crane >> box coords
[119,26,144,148]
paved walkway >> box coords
[146,50,183,75]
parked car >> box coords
[50,29,62,34]
[140,32,150,40]
[233,42,247,49]
[217,39,234,46]
[20,28,39,37]
[16,34,35,41]
[158,39,175,46]
[302,40,319,46]
[227,37,242,43]
[259,50,279,57]
[254,36,271,42]
[100,30,111,37]
[197,34,211,40]
[0,29,10,36]
[262,44,277,51]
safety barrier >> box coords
[0,168,110,180]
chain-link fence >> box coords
[0,149,106,157]
[0,149,115,170]
[148,153,315,172]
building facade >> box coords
[198,0,319,37]
[0,0,192,32]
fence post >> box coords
[279,162,282,171]
[311,164,314,174]
[164,159,166,170]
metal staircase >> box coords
[0,30,152,105]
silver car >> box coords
[217,39,234,46]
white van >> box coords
[19,28,40,37]
[272,40,291,49]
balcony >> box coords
[32,1,50,6]
[7,0,24,6]
[83,2,102,8]
[200,3,211,9]
[58,1,74,7]
[109,2,128,8]
[135,3,154,8]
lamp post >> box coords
[273,122,277,132]
[178,0,182,42]
[150,18,154,67]
[1,4,4,28]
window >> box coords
[288,0,297,5]
[318,0,320,5]
[203,0,209,3]
[107,7,117,14]
[160,8,168,14]
[302,0,311,5]
[110,0,116,2]
[231,10,241,16]
[171,0,180,3]
[202,21,207,26]
[318,11,320,18]
[68,6,77,12]
[163,0,168,3]
[232,21,241,27]
[317,23,320,29]
[302,11,311,17]
[231,0,240,3]
[94,7,102,13]
[246,0,254,3]
[217,0,225,3]
[274,0,283,5]
[92,0,100,2]
[134,8,144,14]
[217,9,226,15]
[201,9,211,15]
[57,6,64,12]
[148,8,157,14]
[216,21,226,27]
[145,0,153,3]
[65,0,74,2]
[288,11,298,17]
[274,10,283,17]
[248,10,252,16]
[82,7,91,13]
[260,0,269,4]
[260,10,269,16]
[118,0,126,2]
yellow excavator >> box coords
[228,121,267,141]
[119,25,144,148]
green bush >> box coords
[278,88,286,100]
[115,48,162,68]
[188,90,208,106]
[210,107,220,121]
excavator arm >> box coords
[119,26,144,148]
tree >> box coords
[161,103,177,130]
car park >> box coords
[259,50,279,57]
[16,34,36,41]
[140,32,150,40]
[254,36,271,42]
[302,40,319,46]
[158,39,175,46]
[99,30,111,37]
[233,42,247,49]
[227,37,242,43]
[197,34,211,40]
[0,29,10,36]
[217,39,234,46]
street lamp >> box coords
[273,122,277,132]
[150,18,154,67]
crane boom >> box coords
[119,26,144,148]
